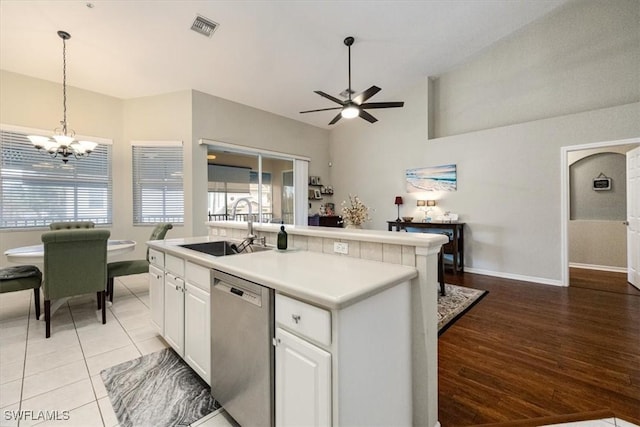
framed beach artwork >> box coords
[406,164,457,192]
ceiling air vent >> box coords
[191,15,219,37]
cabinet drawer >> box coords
[186,261,210,292]
[149,249,164,268]
[165,254,185,276]
[276,294,331,346]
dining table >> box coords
[4,239,136,264]
[3,239,136,319]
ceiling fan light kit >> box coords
[300,36,404,125]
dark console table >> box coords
[388,221,465,274]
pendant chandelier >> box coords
[28,31,97,164]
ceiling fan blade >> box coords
[360,101,405,109]
[328,112,343,125]
[300,107,343,114]
[359,109,378,123]
[353,86,381,105]
[314,91,345,106]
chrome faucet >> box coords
[231,197,256,240]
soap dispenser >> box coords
[277,223,288,250]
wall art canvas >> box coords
[406,164,457,192]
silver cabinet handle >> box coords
[292,314,301,324]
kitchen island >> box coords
[148,223,446,427]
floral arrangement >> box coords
[341,194,371,227]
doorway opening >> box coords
[560,137,640,288]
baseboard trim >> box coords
[569,262,627,273]
[464,267,564,287]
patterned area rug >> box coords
[438,284,488,336]
[101,348,221,427]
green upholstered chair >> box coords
[49,221,95,230]
[106,223,173,303]
[0,265,43,319]
[42,228,110,338]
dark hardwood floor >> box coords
[438,270,640,426]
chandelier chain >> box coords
[61,35,68,135]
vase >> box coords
[345,223,361,229]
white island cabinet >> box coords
[148,227,442,427]
[275,327,331,427]
[148,248,164,333]
[161,252,212,384]
[184,261,211,384]
[274,282,412,427]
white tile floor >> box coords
[0,274,236,427]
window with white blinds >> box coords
[132,142,184,225]
[0,128,112,229]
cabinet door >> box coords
[149,265,164,334]
[275,328,331,427]
[164,273,185,356]
[184,282,210,385]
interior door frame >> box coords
[560,137,640,286]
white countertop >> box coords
[148,236,418,310]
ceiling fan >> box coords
[300,36,404,125]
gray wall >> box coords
[570,153,626,221]
[191,90,330,236]
[0,78,330,262]
[330,0,640,284]
[432,0,640,137]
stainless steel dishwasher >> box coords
[211,270,274,427]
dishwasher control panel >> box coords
[212,270,264,308]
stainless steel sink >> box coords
[179,240,271,256]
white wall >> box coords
[330,0,640,284]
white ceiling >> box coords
[0,0,569,129]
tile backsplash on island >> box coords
[209,223,419,266]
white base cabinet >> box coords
[275,282,412,427]
[164,271,185,355]
[149,264,164,333]
[184,280,211,384]
[275,327,331,427]
[159,253,211,385]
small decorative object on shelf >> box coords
[341,194,371,228]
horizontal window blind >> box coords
[0,129,112,229]
[132,144,184,225]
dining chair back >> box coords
[106,223,173,303]
[49,221,96,230]
[42,228,110,338]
